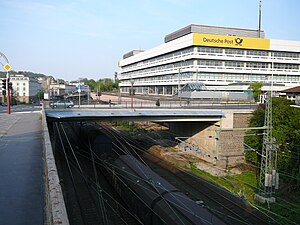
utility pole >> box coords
[256,53,278,203]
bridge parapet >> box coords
[42,109,69,225]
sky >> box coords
[0,0,299,81]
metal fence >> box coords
[44,99,258,110]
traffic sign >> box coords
[76,84,82,93]
[3,64,11,71]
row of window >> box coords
[11,77,29,80]
[197,47,300,58]
[122,72,299,84]
[120,86,175,95]
[274,63,299,70]
[273,52,299,58]
[123,60,194,77]
[122,47,300,74]
[122,58,300,78]
[125,47,194,70]
[16,87,26,91]
[197,60,299,70]
[15,92,26,96]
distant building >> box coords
[49,84,76,98]
[281,86,300,103]
[37,76,54,91]
[118,24,300,97]
[1,74,42,103]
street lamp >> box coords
[178,68,182,106]
[130,78,134,109]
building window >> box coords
[225,61,244,67]
[274,63,299,70]
[23,87,26,91]
[23,93,26,96]
[246,50,268,56]
[23,83,26,86]
[246,62,268,68]
[225,49,244,55]
[198,47,223,54]
[198,60,222,67]
[273,52,299,58]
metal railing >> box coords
[44,99,258,110]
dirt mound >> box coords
[145,145,199,168]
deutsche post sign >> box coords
[193,33,270,50]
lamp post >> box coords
[78,85,81,108]
[178,68,182,106]
[130,78,134,109]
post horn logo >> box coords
[235,38,243,46]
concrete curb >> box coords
[42,109,69,225]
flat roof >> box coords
[165,24,265,43]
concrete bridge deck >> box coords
[46,108,225,122]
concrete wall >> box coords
[168,121,219,164]
[42,109,69,225]
[169,110,253,168]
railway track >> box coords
[103,125,280,225]
[53,122,140,225]
[52,121,280,224]
[143,156,277,225]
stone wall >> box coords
[168,111,253,169]
[216,112,253,168]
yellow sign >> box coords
[193,33,270,50]
[3,63,11,71]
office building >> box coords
[118,24,300,96]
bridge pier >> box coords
[168,110,253,170]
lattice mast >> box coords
[259,77,278,197]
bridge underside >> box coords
[46,109,224,122]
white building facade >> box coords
[118,24,300,96]
[10,74,41,103]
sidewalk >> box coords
[0,112,44,225]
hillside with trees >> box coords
[0,70,50,79]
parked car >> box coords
[50,100,74,108]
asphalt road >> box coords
[0,104,41,114]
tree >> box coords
[248,82,263,102]
[244,104,265,165]
[245,98,300,189]
[37,90,44,98]
[86,79,97,91]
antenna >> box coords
[258,0,262,38]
